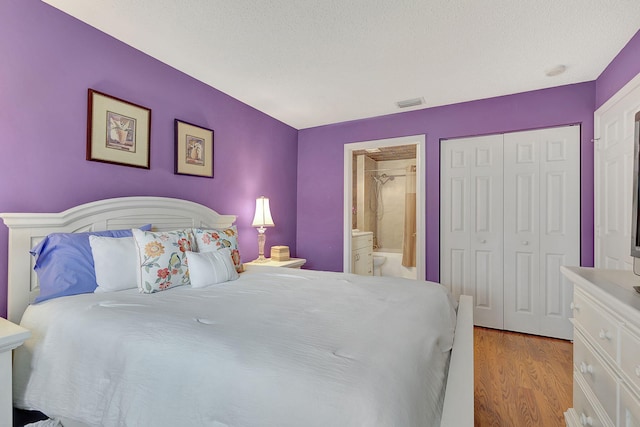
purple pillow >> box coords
[30,225,152,303]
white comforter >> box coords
[13,267,457,427]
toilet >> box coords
[373,254,386,276]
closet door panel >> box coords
[538,126,580,340]
[504,134,541,334]
[470,137,504,329]
[543,253,567,317]
[441,142,471,299]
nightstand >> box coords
[245,258,306,269]
[0,318,30,427]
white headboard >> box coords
[0,196,236,323]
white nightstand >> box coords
[0,317,30,427]
[245,258,306,269]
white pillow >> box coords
[89,235,139,292]
[185,248,239,288]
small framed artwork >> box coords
[87,89,151,169]
[174,119,214,178]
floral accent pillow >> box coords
[193,226,243,273]
[132,229,196,293]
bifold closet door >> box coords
[441,125,580,339]
[441,134,504,329]
[503,126,579,340]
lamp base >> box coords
[253,255,269,263]
[256,228,268,262]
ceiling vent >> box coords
[396,97,425,109]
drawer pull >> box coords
[598,329,612,341]
[580,413,594,426]
[570,302,580,311]
[579,362,594,375]
[480,239,487,244]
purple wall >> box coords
[0,1,299,318]
[297,83,596,281]
[596,30,640,108]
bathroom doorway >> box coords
[343,135,425,280]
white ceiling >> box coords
[43,0,640,130]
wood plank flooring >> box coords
[474,327,573,427]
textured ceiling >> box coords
[43,0,640,129]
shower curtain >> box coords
[402,165,416,267]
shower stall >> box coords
[352,146,417,280]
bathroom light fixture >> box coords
[545,65,567,77]
[251,196,275,262]
[396,97,425,109]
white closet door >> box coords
[441,135,504,329]
[503,126,580,340]
[442,126,579,339]
[594,84,640,270]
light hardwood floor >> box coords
[474,327,573,427]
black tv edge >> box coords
[631,111,640,275]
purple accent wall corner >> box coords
[595,30,640,109]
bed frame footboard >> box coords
[441,294,474,426]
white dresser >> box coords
[561,266,640,427]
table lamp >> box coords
[251,196,275,262]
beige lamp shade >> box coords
[251,196,275,228]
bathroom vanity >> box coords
[352,230,373,276]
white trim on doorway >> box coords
[343,135,426,280]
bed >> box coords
[1,196,473,426]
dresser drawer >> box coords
[573,290,619,362]
[620,326,640,395]
[620,382,640,427]
[574,378,614,427]
[574,331,618,419]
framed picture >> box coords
[86,89,151,169]
[174,119,214,178]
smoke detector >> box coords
[545,65,567,77]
